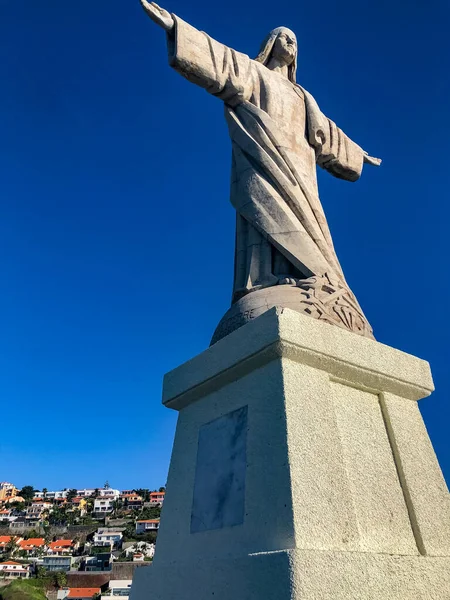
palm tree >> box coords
[6,536,17,555]
[111,499,123,517]
[42,488,48,500]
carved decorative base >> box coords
[211,274,373,345]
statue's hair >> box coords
[254,27,297,83]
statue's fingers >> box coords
[364,154,382,166]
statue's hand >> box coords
[363,152,382,167]
[140,0,174,31]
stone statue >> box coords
[141,1,381,343]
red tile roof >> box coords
[0,536,13,546]
[48,540,73,550]
[137,519,160,523]
[0,561,22,566]
[18,538,45,549]
[67,589,100,598]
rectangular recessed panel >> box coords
[191,405,248,533]
[331,382,417,555]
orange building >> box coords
[0,483,18,504]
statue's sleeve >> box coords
[167,16,255,105]
[301,87,365,182]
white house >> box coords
[0,510,18,524]
[101,580,132,599]
[98,489,120,499]
[135,520,159,534]
[26,502,52,518]
[34,491,67,500]
[47,540,78,555]
[77,489,120,499]
[17,538,46,555]
[93,529,123,548]
[93,498,114,514]
[0,560,30,578]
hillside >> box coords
[0,580,47,600]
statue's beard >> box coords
[274,47,295,66]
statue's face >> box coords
[272,31,297,66]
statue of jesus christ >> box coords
[141,1,381,342]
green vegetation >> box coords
[133,489,150,502]
[90,546,110,555]
[66,489,78,503]
[0,579,47,600]
[53,572,67,589]
[8,502,25,512]
[122,527,157,544]
[18,487,35,503]
[137,506,161,521]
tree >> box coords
[27,529,39,540]
[134,489,150,502]
[35,565,48,580]
[42,488,48,500]
[104,481,110,490]
[43,523,52,544]
[66,489,78,502]
[6,536,17,555]
[48,506,67,526]
[53,571,67,588]
[158,487,166,493]
[111,499,123,517]
[19,486,35,502]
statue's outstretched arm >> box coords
[140,0,174,31]
[140,1,254,104]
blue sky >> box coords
[0,0,449,491]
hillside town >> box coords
[0,481,164,600]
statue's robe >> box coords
[167,17,368,306]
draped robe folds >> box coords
[167,16,371,330]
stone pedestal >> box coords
[130,308,450,599]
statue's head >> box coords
[255,27,297,83]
